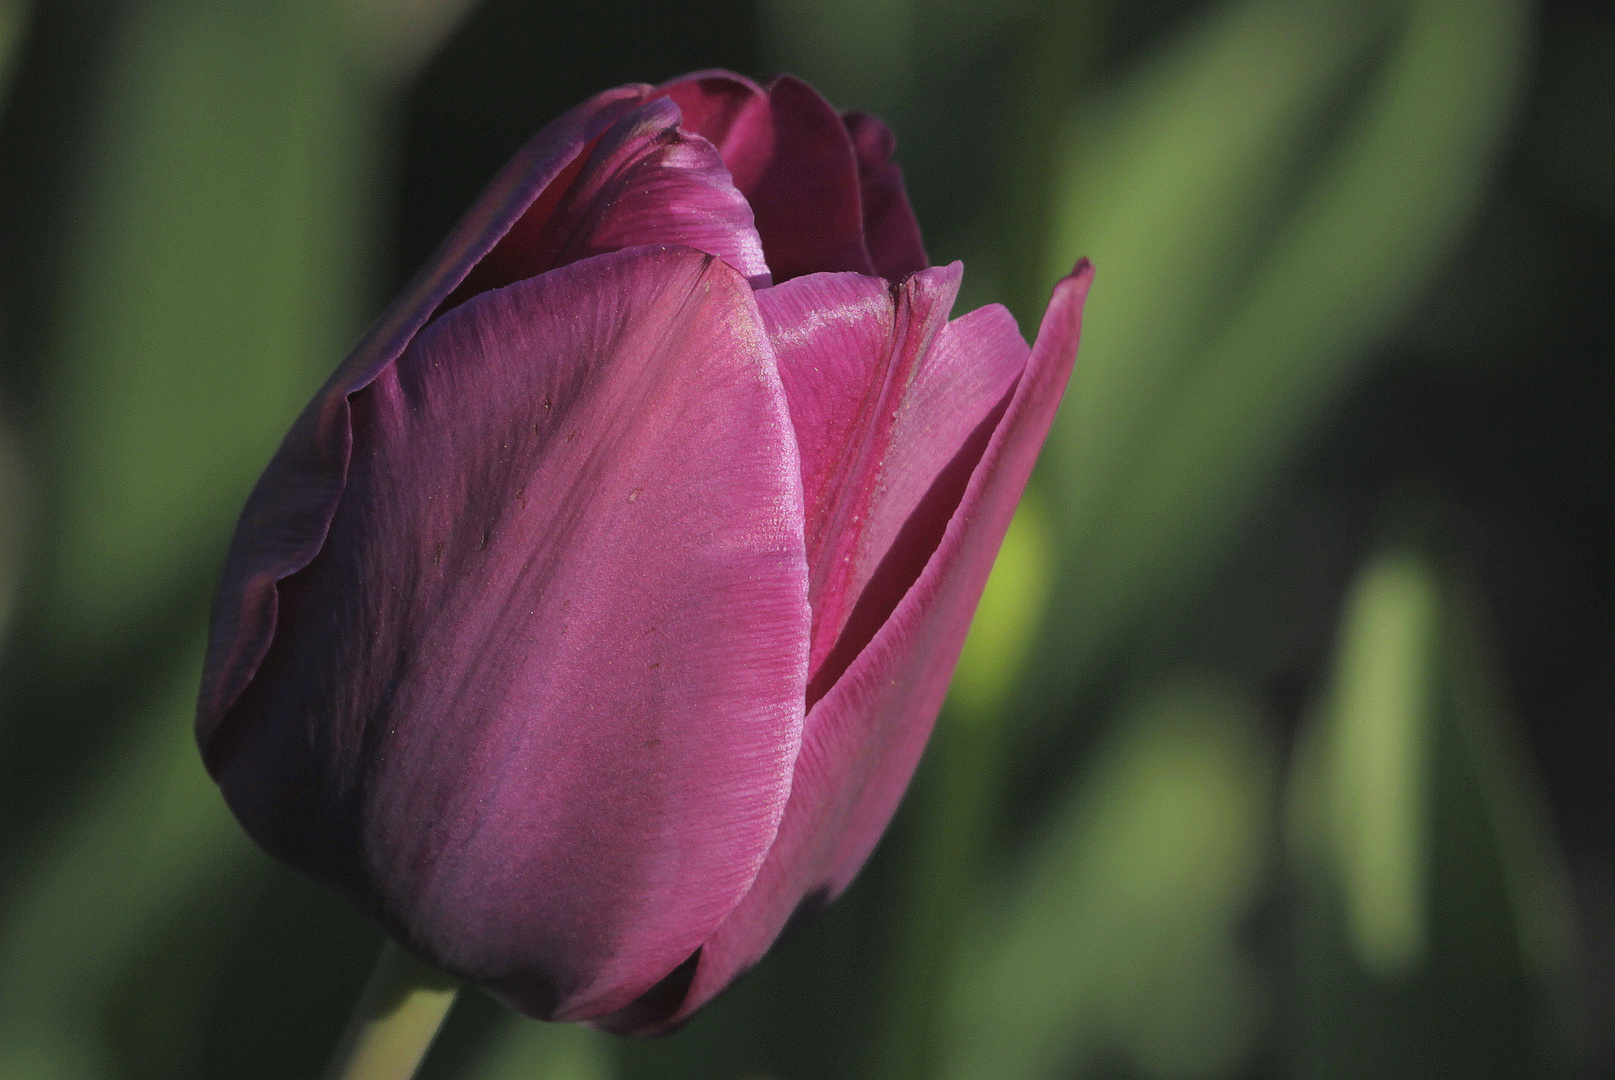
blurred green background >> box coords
[1,0,1612,1077]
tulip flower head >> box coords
[197,70,1091,1035]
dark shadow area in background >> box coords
[0,0,126,420]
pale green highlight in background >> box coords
[950,489,1056,719]
[1285,538,1581,1078]
[1316,550,1437,978]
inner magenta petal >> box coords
[746,77,874,280]
[659,72,930,285]
[440,97,769,312]
[662,73,876,282]
[843,111,928,281]
[657,70,771,162]
[757,264,1030,686]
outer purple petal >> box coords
[660,72,876,281]
[196,84,649,749]
[644,261,1094,1034]
[758,265,1026,686]
[210,246,811,1022]
[842,111,928,280]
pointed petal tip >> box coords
[1061,257,1096,293]
[1030,258,1094,363]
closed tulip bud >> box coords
[197,70,1091,1035]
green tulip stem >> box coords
[322,940,461,1080]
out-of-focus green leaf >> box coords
[940,680,1274,1080]
[0,635,259,1079]
[1291,548,1436,978]
[1039,0,1529,685]
[1045,0,1394,527]
[457,1016,616,1080]
[0,0,377,1073]
[1286,537,1581,1078]
[35,0,368,650]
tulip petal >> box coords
[198,84,649,747]
[658,69,772,164]
[661,72,876,281]
[748,77,875,280]
[842,111,929,281]
[758,264,1027,688]
[209,246,811,1022]
[645,261,1094,1034]
[444,97,771,304]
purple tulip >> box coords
[196,70,1091,1034]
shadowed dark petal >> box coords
[211,246,811,1023]
[842,111,928,281]
[635,262,1094,1035]
[658,69,772,163]
[661,72,875,281]
[590,949,703,1035]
